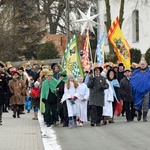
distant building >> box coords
[41,33,86,56]
[98,0,150,54]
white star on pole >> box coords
[75,6,100,35]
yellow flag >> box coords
[108,17,131,68]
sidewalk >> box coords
[0,110,44,150]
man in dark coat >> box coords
[116,62,126,116]
[120,68,134,122]
[0,62,9,125]
[87,67,109,126]
[56,70,68,127]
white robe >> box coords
[76,83,89,122]
[61,82,79,117]
[103,81,114,117]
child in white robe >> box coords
[102,80,114,125]
[61,75,79,128]
[76,76,89,127]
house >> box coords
[98,0,150,54]
[41,33,86,55]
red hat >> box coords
[11,71,20,76]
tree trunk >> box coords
[119,0,125,28]
[104,0,114,55]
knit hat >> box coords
[34,81,40,87]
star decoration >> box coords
[75,6,100,35]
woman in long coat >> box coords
[8,71,26,118]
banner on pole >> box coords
[96,32,105,65]
[108,17,131,68]
[63,35,83,78]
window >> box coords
[132,10,139,42]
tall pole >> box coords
[96,0,100,42]
[66,0,70,46]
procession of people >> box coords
[0,58,149,129]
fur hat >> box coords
[94,66,103,73]
[118,62,124,67]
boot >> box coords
[12,111,16,118]
[137,110,142,121]
[74,119,77,127]
[143,111,148,122]
[17,111,20,118]
[102,117,107,125]
[109,117,114,123]
[69,120,73,128]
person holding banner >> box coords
[87,67,109,126]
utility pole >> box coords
[66,0,70,46]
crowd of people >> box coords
[0,58,149,128]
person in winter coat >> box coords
[106,69,120,123]
[120,68,134,122]
[61,75,79,128]
[87,66,109,126]
[76,76,89,127]
[56,70,68,127]
[8,71,26,118]
[30,81,40,120]
[0,62,9,125]
[41,70,58,127]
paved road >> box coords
[54,114,150,150]
[0,111,44,150]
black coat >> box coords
[117,71,125,83]
[0,73,9,105]
[56,81,65,103]
[120,77,134,102]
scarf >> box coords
[41,78,59,100]
[109,79,120,102]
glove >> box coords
[70,99,75,105]
[42,98,46,103]
[68,98,72,100]
[74,96,77,100]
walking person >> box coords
[61,75,79,128]
[106,69,120,123]
[76,76,89,127]
[30,81,40,120]
[41,70,58,127]
[56,70,68,127]
[102,80,114,125]
[130,59,150,122]
[0,61,10,125]
[87,66,109,126]
[120,68,135,122]
[8,71,26,118]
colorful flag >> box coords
[108,17,131,68]
[81,30,91,71]
[63,35,83,79]
[96,33,105,65]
